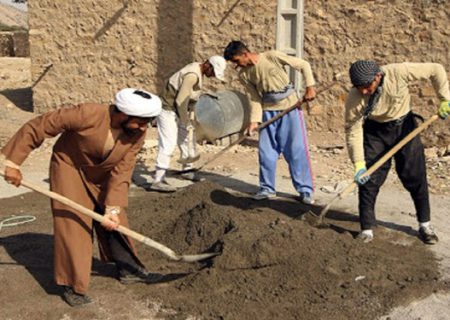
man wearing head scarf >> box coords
[345,60,450,244]
[150,56,227,192]
[223,40,316,204]
[2,88,165,306]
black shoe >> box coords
[62,286,93,307]
[418,226,439,245]
[119,269,165,284]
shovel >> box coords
[178,79,340,174]
[303,114,440,228]
[0,170,218,262]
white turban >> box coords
[115,88,162,118]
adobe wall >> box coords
[28,0,449,145]
[28,0,276,111]
[303,0,449,146]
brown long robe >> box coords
[1,103,146,294]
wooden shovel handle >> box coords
[350,114,438,196]
[195,100,305,171]
[196,134,246,171]
[365,115,439,175]
[0,170,181,260]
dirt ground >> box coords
[1,57,450,320]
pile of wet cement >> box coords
[127,181,446,320]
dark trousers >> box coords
[106,231,143,276]
[358,113,430,230]
[94,205,144,277]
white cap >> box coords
[115,88,162,118]
[208,55,227,81]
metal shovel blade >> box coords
[177,155,201,165]
[178,251,220,263]
[176,167,199,174]
[299,210,330,229]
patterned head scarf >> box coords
[349,60,381,87]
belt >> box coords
[367,112,411,127]
[262,83,295,104]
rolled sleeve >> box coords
[4,159,20,169]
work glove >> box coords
[354,161,370,185]
[438,100,450,120]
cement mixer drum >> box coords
[194,90,249,142]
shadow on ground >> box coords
[132,161,421,241]
[0,87,33,112]
[208,184,419,239]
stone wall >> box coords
[28,0,276,112]
[28,0,449,145]
[303,0,450,146]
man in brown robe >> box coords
[2,88,162,307]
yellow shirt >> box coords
[239,51,316,123]
[345,62,450,163]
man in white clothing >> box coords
[150,56,226,192]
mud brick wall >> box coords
[28,0,276,112]
[28,0,449,145]
[303,0,450,146]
